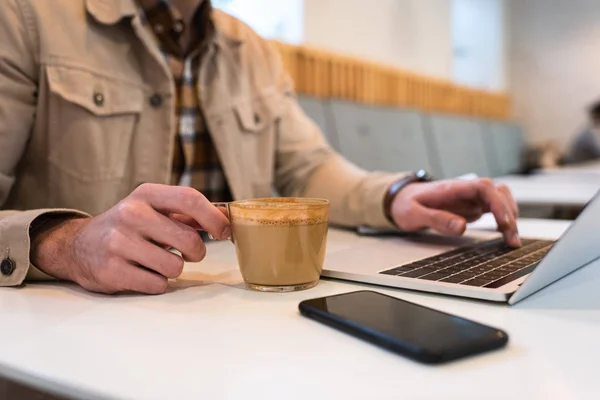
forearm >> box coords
[30,216,89,282]
[300,154,407,228]
[0,209,90,286]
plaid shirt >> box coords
[137,0,232,202]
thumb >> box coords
[170,213,202,229]
[420,205,467,236]
[170,207,228,230]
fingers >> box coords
[474,179,521,247]
[496,183,520,244]
[103,225,188,279]
[398,203,467,236]
[119,236,186,279]
[444,203,484,223]
[84,253,168,295]
[496,183,519,219]
[170,213,202,230]
[422,206,468,236]
[112,200,208,262]
[117,261,169,295]
[133,184,230,240]
[169,206,228,230]
[153,216,206,262]
[439,179,519,245]
[414,179,521,246]
[144,213,207,262]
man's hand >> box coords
[390,178,520,247]
[31,184,230,294]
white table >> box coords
[535,161,600,177]
[495,174,599,207]
[4,219,600,400]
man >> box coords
[0,0,519,294]
[565,101,600,164]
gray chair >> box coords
[426,115,491,179]
[328,100,381,171]
[329,100,436,174]
[297,96,339,150]
[485,122,526,177]
[369,106,437,175]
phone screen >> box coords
[300,291,507,363]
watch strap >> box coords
[383,170,434,224]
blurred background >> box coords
[213,0,600,220]
[214,0,600,156]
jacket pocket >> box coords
[231,94,279,186]
[233,96,271,134]
[45,65,144,182]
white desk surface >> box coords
[4,218,600,400]
[535,161,600,176]
[495,174,599,207]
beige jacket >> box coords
[0,0,402,286]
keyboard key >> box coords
[495,266,520,275]
[442,266,464,273]
[485,264,538,289]
[448,273,475,281]
[508,259,532,267]
[380,266,416,275]
[487,258,512,267]
[468,266,491,274]
[523,254,545,263]
[405,261,429,268]
[500,253,523,262]
[462,278,492,287]
[479,271,506,280]
[440,276,468,284]
[401,268,437,278]
[457,259,482,268]
[418,272,453,281]
[380,269,401,276]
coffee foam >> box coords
[229,198,329,226]
[230,211,327,226]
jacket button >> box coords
[149,94,163,108]
[93,92,104,107]
[173,21,184,33]
[1,258,15,276]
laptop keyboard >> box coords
[379,238,554,288]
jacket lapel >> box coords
[85,0,138,25]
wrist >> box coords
[383,170,434,224]
[31,217,89,281]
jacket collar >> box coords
[211,9,244,49]
[86,0,244,49]
[85,0,138,25]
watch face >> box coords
[415,169,430,180]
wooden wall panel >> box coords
[270,41,510,120]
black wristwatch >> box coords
[383,169,434,224]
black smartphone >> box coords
[299,290,508,364]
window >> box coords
[451,0,505,90]
[213,0,304,44]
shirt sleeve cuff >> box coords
[362,172,409,229]
[0,209,90,286]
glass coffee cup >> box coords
[212,198,330,292]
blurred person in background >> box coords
[0,0,520,294]
[565,100,600,164]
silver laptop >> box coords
[322,190,600,305]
